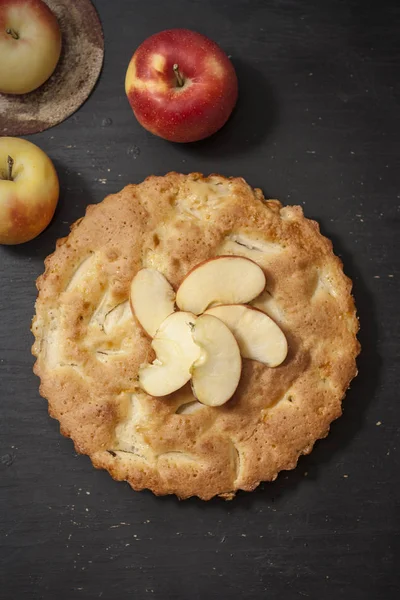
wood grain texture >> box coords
[0,0,399,599]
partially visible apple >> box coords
[125,29,238,142]
[0,0,62,95]
[0,137,59,245]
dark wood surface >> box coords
[1,1,399,598]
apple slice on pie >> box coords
[130,268,175,337]
[205,304,287,367]
[176,255,266,315]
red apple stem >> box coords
[6,28,19,40]
[173,64,184,87]
[7,156,14,181]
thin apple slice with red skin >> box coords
[205,304,288,367]
[176,256,266,315]
[191,314,241,407]
[138,311,199,397]
[130,268,175,337]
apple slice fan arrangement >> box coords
[0,2,359,500]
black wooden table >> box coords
[1,1,399,598]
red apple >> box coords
[125,29,238,143]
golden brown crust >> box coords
[32,173,360,500]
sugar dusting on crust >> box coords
[32,173,360,500]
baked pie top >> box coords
[32,172,359,499]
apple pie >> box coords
[32,172,360,499]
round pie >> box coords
[32,173,360,500]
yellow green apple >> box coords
[0,137,59,245]
[0,0,62,95]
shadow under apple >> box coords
[171,59,280,159]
